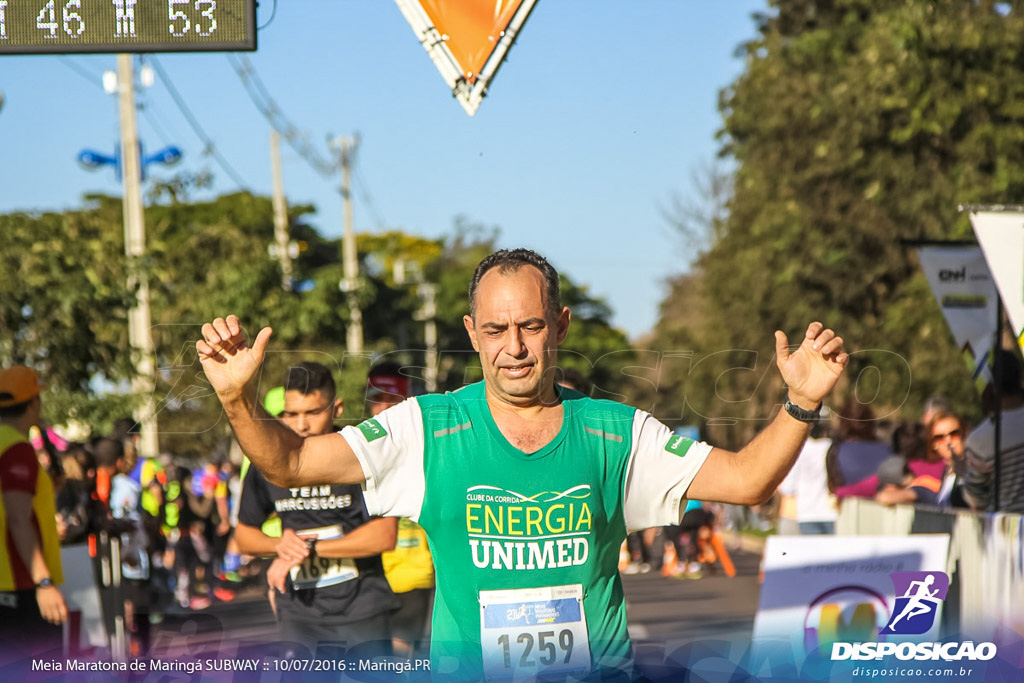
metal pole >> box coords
[992,299,1003,512]
[270,129,293,291]
[339,136,363,354]
[117,54,158,459]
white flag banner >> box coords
[916,245,999,384]
[969,211,1024,349]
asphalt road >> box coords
[147,544,765,680]
[624,544,765,680]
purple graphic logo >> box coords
[881,571,949,635]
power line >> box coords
[226,53,337,177]
[61,56,179,150]
[138,100,174,149]
[58,56,103,89]
[135,64,182,147]
[135,77,183,150]
[226,54,391,232]
[353,165,388,230]
[147,56,250,191]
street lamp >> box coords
[76,56,181,459]
[77,144,182,180]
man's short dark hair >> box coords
[368,362,404,382]
[91,437,124,470]
[468,248,561,319]
[285,362,336,399]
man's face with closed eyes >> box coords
[463,265,570,408]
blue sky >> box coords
[0,1,766,340]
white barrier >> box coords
[836,498,1024,646]
[60,543,106,653]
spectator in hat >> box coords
[0,366,67,659]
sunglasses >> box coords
[931,429,961,442]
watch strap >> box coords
[784,395,822,423]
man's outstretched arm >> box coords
[686,322,849,505]
[197,315,364,488]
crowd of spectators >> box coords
[4,346,1023,656]
[24,418,252,655]
[617,348,1024,579]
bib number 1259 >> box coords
[479,584,590,681]
[497,629,575,668]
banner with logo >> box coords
[753,535,962,678]
[394,0,538,115]
[969,211,1024,349]
[916,245,999,385]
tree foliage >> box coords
[0,199,134,391]
[648,0,1024,444]
[1,195,630,457]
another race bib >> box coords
[478,584,590,682]
[289,524,359,590]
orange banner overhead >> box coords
[418,0,525,82]
[395,0,538,116]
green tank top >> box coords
[416,382,637,679]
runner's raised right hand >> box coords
[197,315,273,400]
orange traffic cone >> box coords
[661,541,678,576]
[709,532,736,577]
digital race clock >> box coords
[0,0,256,54]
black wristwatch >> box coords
[36,577,54,588]
[308,538,319,555]
[784,395,822,423]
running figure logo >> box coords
[881,571,949,635]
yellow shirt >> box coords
[381,517,434,593]
[0,425,64,591]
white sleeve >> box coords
[340,397,426,521]
[622,411,713,533]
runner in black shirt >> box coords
[234,362,398,655]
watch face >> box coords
[37,578,53,588]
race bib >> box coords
[289,525,359,590]
[479,584,590,682]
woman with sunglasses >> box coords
[875,412,968,508]
[929,411,969,508]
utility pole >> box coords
[395,260,439,393]
[419,282,438,393]
[117,54,158,459]
[269,129,293,291]
[334,134,363,354]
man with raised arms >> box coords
[198,248,848,681]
